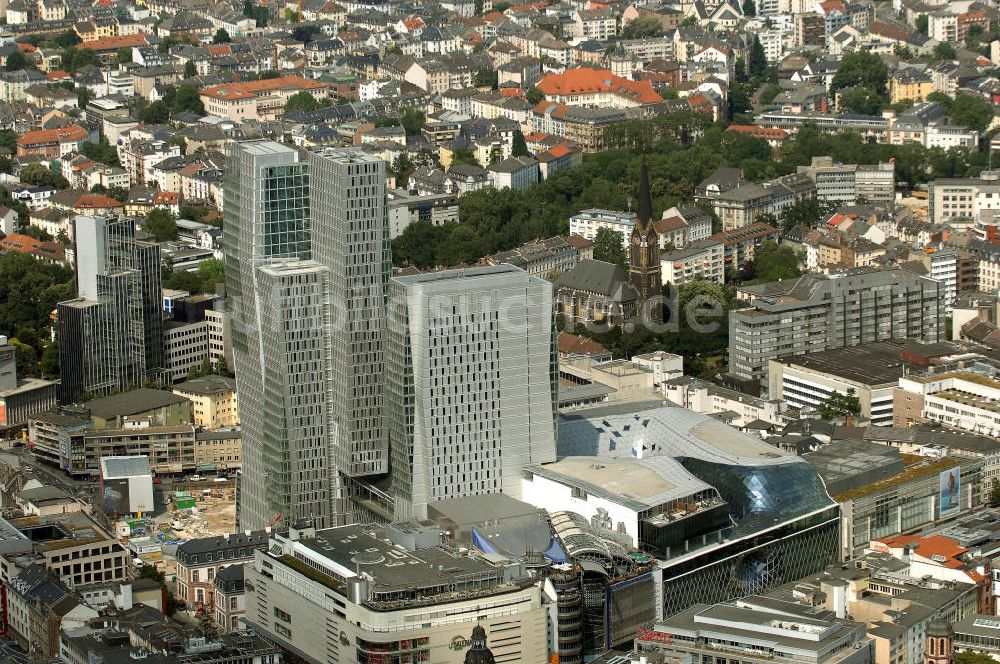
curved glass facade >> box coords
[681,458,837,538]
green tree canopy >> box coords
[212,28,231,43]
[949,94,995,132]
[117,47,132,64]
[401,107,426,135]
[749,241,801,283]
[284,90,323,114]
[140,100,170,124]
[593,227,627,266]
[5,51,27,72]
[818,388,862,421]
[525,86,545,105]
[142,209,178,241]
[620,16,662,40]
[184,60,197,78]
[511,130,529,157]
[933,42,956,61]
[830,51,888,96]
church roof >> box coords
[556,259,638,302]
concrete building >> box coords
[99,455,154,517]
[6,565,98,659]
[895,370,1000,436]
[386,265,558,519]
[171,375,239,429]
[163,319,210,382]
[213,564,246,632]
[804,439,983,559]
[244,523,549,664]
[767,340,948,426]
[660,238,725,285]
[729,268,944,382]
[57,215,164,401]
[797,157,896,207]
[0,335,56,433]
[569,208,637,243]
[633,598,873,664]
[663,375,786,426]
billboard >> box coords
[939,467,961,518]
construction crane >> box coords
[298,0,302,22]
[269,513,283,527]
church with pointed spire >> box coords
[629,161,663,326]
[554,160,664,328]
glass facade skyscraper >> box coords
[58,215,163,402]
[225,142,392,529]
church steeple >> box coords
[629,159,663,326]
[637,159,653,229]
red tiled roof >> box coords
[0,233,65,260]
[18,43,37,53]
[77,33,152,51]
[546,143,574,158]
[654,215,687,234]
[500,87,522,97]
[46,70,72,81]
[17,124,88,147]
[557,331,607,356]
[155,191,180,205]
[207,44,232,56]
[726,124,789,141]
[201,76,330,101]
[537,68,661,104]
[76,193,123,208]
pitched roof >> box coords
[556,258,637,301]
[76,32,151,51]
[558,331,608,356]
[17,124,87,146]
[200,76,330,101]
[536,67,661,104]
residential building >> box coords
[711,222,780,270]
[729,267,944,382]
[171,375,239,429]
[57,216,164,401]
[660,238,725,285]
[213,564,246,632]
[0,336,56,431]
[895,369,1000,437]
[481,235,592,277]
[797,157,896,207]
[194,429,242,471]
[6,565,98,659]
[200,76,333,121]
[16,124,88,158]
[662,375,786,426]
[174,530,274,610]
[386,265,557,519]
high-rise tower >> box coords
[629,161,662,326]
[223,141,343,529]
[58,215,163,402]
[386,265,558,519]
[307,149,391,479]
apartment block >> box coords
[730,267,944,382]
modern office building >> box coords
[729,267,944,382]
[57,215,164,401]
[306,148,391,480]
[223,141,341,529]
[225,142,393,529]
[386,265,558,519]
[539,403,840,618]
[0,336,56,432]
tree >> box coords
[77,86,92,108]
[184,60,197,78]
[956,653,996,664]
[830,51,887,96]
[108,185,129,202]
[511,130,529,157]
[450,147,480,168]
[818,388,861,421]
[117,47,132,64]
[142,209,178,241]
[54,30,81,48]
[284,90,322,114]
[593,227,627,266]
[525,86,545,105]
[140,100,170,124]
[243,0,268,26]
[20,163,59,187]
[839,86,884,115]
[80,139,121,166]
[757,83,782,105]
[933,42,956,61]
[750,241,801,283]
[170,82,205,114]
[212,28,231,43]
[60,47,98,74]
[915,14,928,34]
[474,68,498,88]
[950,94,995,132]
[5,51,26,72]
[742,0,755,15]
[747,36,767,77]
[620,16,662,40]
[401,107,425,135]
[39,341,59,378]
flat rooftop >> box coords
[777,340,922,386]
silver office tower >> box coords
[225,142,391,529]
[386,265,559,519]
[58,215,163,402]
[307,149,391,479]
